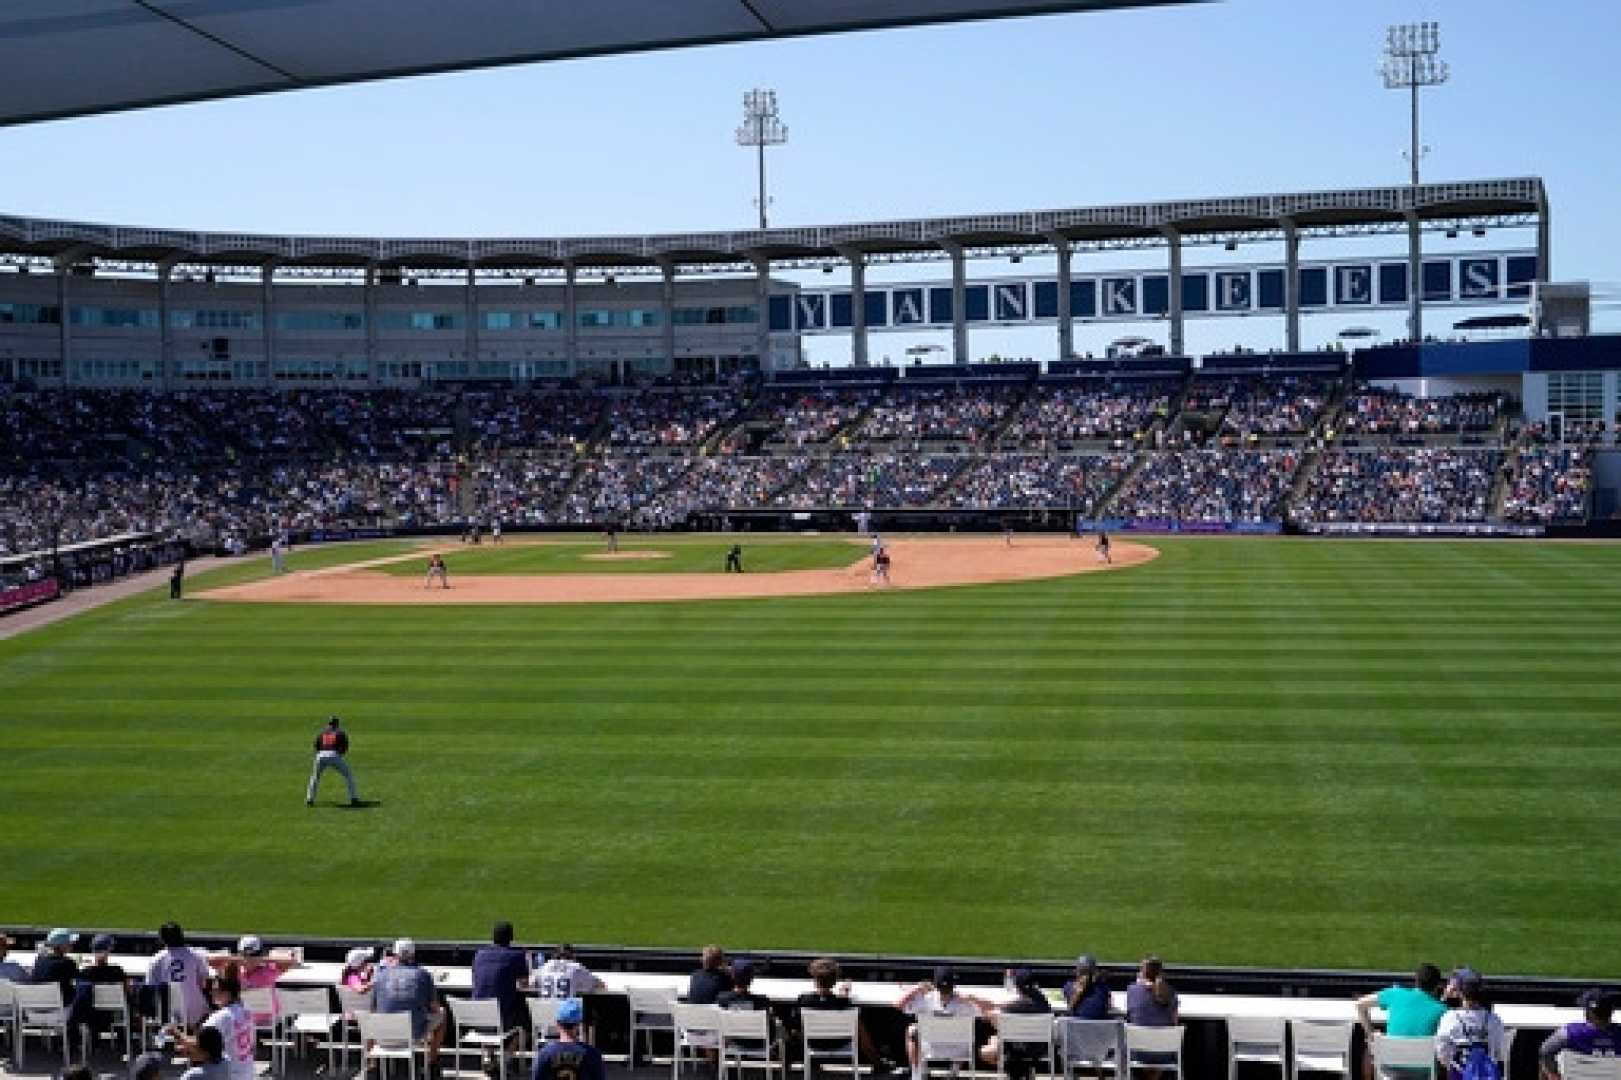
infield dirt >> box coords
[196,536,1157,605]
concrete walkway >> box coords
[0,554,247,641]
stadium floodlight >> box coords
[735,88,788,230]
[1381,21,1449,189]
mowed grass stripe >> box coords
[2,537,1619,975]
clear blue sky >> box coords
[2,0,1614,362]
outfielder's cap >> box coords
[557,998,584,1025]
[327,715,341,725]
[91,933,116,953]
[44,928,77,948]
[238,935,266,957]
[1578,988,1615,1012]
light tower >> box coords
[735,88,787,230]
[1381,21,1449,189]
[1381,22,1449,341]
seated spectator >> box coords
[472,921,531,1053]
[177,966,254,1080]
[898,966,995,1080]
[1356,963,1447,1079]
[1539,989,1620,1078]
[1126,955,1178,1025]
[531,998,605,1080]
[718,959,771,1011]
[149,921,214,1027]
[30,927,79,1000]
[0,932,28,982]
[213,935,294,1026]
[531,944,605,998]
[795,956,885,1068]
[688,944,731,1004]
[1064,954,1111,1020]
[371,938,446,1072]
[341,947,375,994]
[1434,969,1505,1080]
[979,969,1053,1080]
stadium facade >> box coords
[0,177,1550,390]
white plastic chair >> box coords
[14,982,72,1072]
[1289,1021,1353,1080]
[630,987,679,1068]
[528,995,563,1044]
[279,987,343,1077]
[1371,1035,1435,1080]
[800,1007,860,1080]
[1500,1027,1517,1080]
[337,984,371,1068]
[86,982,134,1065]
[1124,1025,1183,1079]
[917,1013,978,1079]
[447,997,522,1080]
[0,980,17,1065]
[720,1007,784,1080]
[1058,1018,1125,1080]
[1558,1053,1621,1080]
[357,1009,427,1080]
[674,1003,725,1080]
[995,1012,1056,1079]
[1227,1016,1287,1080]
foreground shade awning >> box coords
[0,0,1203,128]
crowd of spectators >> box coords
[1341,388,1506,436]
[1113,450,1301,523]
[854,385,1023,443]
[999,381,1174,446]
[466,389,606,452]
[1191,376,1330,437]
[1297,449,1502,524]
[945,454,1133,512]
[663,456,811,514]
[774,455,965,508]
[754,387,882,447]
[604,389,740,448]
[557,458,695,525]
[1501,447,1592,524]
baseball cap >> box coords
[1451,967,1484,995]
[1011,967,1040,991]
[345,946,374,969]
[132,1050,167,1079]
[932,965,958,990]
[238,935,266,957]
[44,928,77,948]
[327,715,341,725]
[92,933,116,954]
[1578,989,1615,1012]
[731,959,756,982]
[394,937,416,960]
[1075,954,1099,972]
[557,997,585,1025]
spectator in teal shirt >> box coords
[1356,964,1449,1079]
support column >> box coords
[157,257,177,389]
[1162,227,1185,357]
[658,259,678,374]
[840,247,868,367]
[1051,235,1073,362]
[1281,218,1301,353]
[1536,192,1552,285]
[752,255,771,371]
[1405,211,1423,343]
[945,242,969,364]
[364,262,379,386]
[261,262,276,381]
[55,258,72,384]
[465,266,479,375]
[563,261,579,375]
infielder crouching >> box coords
[307,715,360,806]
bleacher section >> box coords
[1,362,1612,559]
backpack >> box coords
[1458,1041,1501,1080]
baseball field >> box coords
[3,534,1619,977]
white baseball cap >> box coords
[237,935,266,957]
[394,938,416,960]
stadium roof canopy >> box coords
[0,0,1202,129]
[0,178,1548,273]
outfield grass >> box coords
[3,537,1619,976]
[372,537,867,575]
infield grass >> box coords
[3,536,1619,976]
